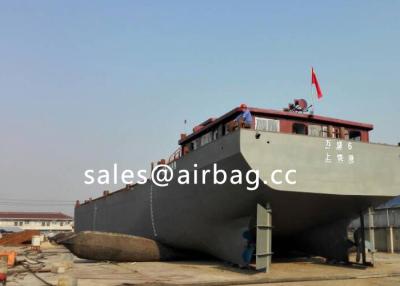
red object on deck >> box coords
[311,67,323,99]
[0,272,6,281]
[193,125,204,132]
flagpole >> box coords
[310,67,315,115]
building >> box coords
[349,198,400,253]
[0,212,73,233]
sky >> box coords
[0,1,399,215]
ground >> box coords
[2,243,400,286]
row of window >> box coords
[13,221,71,227]
[255,117,362,141]
[186,117,364,152]
[291,122,361,140]
[189,126,222,151]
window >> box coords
[339,127,349,140]
[349,130,361,141]
[333,128,340,138]
[321,126,328,137]
[60,222,64,226]
[19,221,23,226]
[308,125,322,137]
[24,221,29,225]
[255,117,280,132]
[190,139,198,151]
[213,129,218,140]
[292,123,308,135]
[42,222,45,226]
[46,222,50,226]
[224,124,229,135]
[14,221,18,226]
[200,132,212,146]
[218,125,225,137]
[327,126,339,138]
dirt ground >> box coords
[3,244,400,286]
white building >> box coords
[0,212,73,233]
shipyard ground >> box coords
[3,244,400,286]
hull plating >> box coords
[75,130,400,265]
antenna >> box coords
[283,99,312,113]
[184,119,188,134]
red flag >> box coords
[311,67,323,99]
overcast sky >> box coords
[1,1,399,215]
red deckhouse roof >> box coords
[0,212,72,220]
[179,106,374,145]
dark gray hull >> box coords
[75,130,400,265]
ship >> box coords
[74,99,400,270]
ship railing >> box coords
[166,147,182,165]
